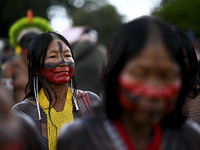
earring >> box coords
[70,79,79,110]
[34,76,42,120]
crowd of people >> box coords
[1,9,200,150]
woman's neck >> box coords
[43,83,69,112]
[121,112,154,150]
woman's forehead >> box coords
[47,40,71,52]
[125,42,178,68]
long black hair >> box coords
[24,32,77,109]
[102,16,189,128]
[172,26,200,98]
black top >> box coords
[58,108,200,150]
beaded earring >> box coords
[70,79,79,110]
[34,75,42,120]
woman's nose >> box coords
[58,54,68,65]
[146,76,163,88]
[59,61,68,67]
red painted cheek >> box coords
[69,69,74,78]
[118,89,136,112]
[118,76,182,112]
[40,66,74,84]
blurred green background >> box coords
[0,0,123,47]
[0,0,200,46]
[152,0,200,40]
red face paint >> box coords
[41,41,75,84]
[118,87,136,112]
[40,61,74,84]
[118,75,182,112]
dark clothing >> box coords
[58,109,200,150]
[14,112,43,150]
[72,41,107,96]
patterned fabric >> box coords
[182,95,200,125]
[11,90,101,150]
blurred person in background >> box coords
[57,16,200,150]
[64,26,107,97]
[193,38,200,77]
[0,84,43,150]
[1,10,52,104]
[12,32,101,150]
[0,38,15,69]
[172,26,200,125]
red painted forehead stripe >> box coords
[118,76,181,100]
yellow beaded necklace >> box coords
[39,87,74,150]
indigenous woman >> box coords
[12,32,101,150]
[57,16,200,150]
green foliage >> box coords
[0,0,121,47]
[0,0,107,38]
[152,0,200,37]
[72,4,123,46]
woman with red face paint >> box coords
[57,16,200,150]
[11,32,101,150]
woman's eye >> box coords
[65,54,71,57]
[161,72,176,81]
[48,55,56,58]
[130,70,146,79]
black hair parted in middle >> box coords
[24,32,77,110]
[102,16,190,129]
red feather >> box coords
[27,9,33,25]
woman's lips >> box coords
[54,67,69,73]
[55,72,69,77]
